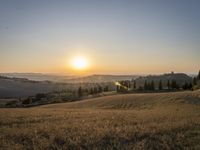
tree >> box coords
[193,77,197,86]
[144,80,148,90]
[35,93,46,100]
[85,89,89,94]
[159,80,163,90]
[167,80,170,90]
[123,80,129,90]
[171,80,176,89]
[128,81,131,89]
[104,86,109,92]
[171,80,179,90]
[188,83,192,89]
[147,82,151,90]
[133,80,136,89]
[22,98,32,105]
[182,82,192,90]
[198,70,200,80]
[116,85,120,92]
[150,81,155,91]
[90,88,94,95]
[94,87,98,94]
[182,81,188,90]
[78,86,82,98]
[98,86,103,93]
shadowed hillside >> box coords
[0,76,115,98]
[0,72,193,98]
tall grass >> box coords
[1,91,200,149]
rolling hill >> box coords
[1,90,200,149]
[66,74,139,83]
[42,90,200,109]
[0,73,76,82]
[0,76,79,98]
[0,72,193,98]
[0,73,138,83]
[134,72,192,88]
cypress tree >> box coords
[98,86,103,93]
[116,85,119,92]
[193,77,197,86]
[133,80,136,89]
[144,80,148,90]
[90,88,94,95]
[151,81,155,91]
[188,83,192,89]
[167,80,170,90]
[78,86,82,98]
[198,70,200,80]
[171,80,179,89]
[104,86,109,92]
[182,81,188,90]
[159,80,163,90]
[94,87,98,94]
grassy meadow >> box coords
[1,90,200,149]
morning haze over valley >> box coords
[0,0,200,149]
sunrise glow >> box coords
[71,57,88,70]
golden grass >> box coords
[1,90,200,149]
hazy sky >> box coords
[0,0,200,75]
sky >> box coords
[0,0,200,75]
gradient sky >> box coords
[0,0,200,75]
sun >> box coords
[71,57,88,70]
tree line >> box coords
[116,70,200,93]
[77,85,109,98]
[193,70,200,86]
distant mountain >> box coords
[0,72,193,98]
[66,75,139,83]
[0,76,116,98]
[0,73,76,82]
[0,73,138,83]
[0,76,77,98]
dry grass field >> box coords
[1,90,200,150]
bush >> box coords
[22,98,32,105]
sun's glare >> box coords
[71,57,88,70]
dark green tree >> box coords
[98,86,103,93]
[188,82,192,89]
[198,70,200,80]
[94,87,98,94]
[116,85,120,92]
[85,89,89,94]
[182,82,192,90]
[78,86,82,98]
[90,88,94,95]
[22,98,32,105]
[147,82,151,90]
[133,80,136,89]
[171,80,179,89]
[159,80,163,90]
[193,77,197,85]
[104,86,109,92]
[144,80,148,90]
[167,80,170,90]
[182,81,188,90]
[150,81,155,91]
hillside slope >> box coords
[0,76,74,98]
[135,73,192,88]
[42,90,200,109]
[1,90,200,149]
